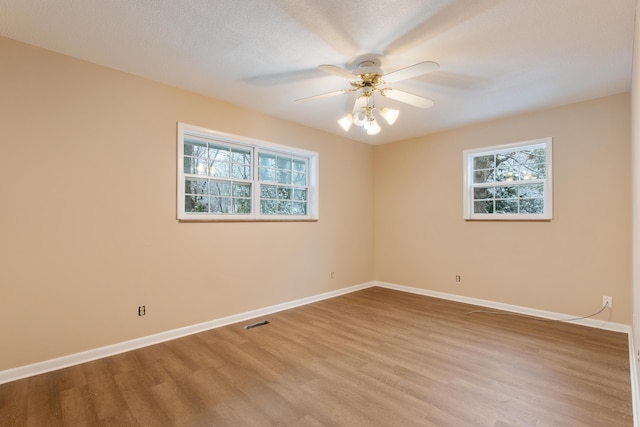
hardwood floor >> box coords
[0,287,633,426]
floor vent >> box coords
[243,320,270,330]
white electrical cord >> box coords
[466,301,610,323]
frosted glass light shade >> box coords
[379,107,399,125]
[352,96,368,115]
[338,114,352,131]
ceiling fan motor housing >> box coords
[350,54,384,76]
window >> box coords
[463,138,552,220]
[178,123,318,221]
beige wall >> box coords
[0,37,375,371]
[374,93,632,324]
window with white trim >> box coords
[178,123,318,221]
[463,138,552,220]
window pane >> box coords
[493,147,548,183]
[277,187,292,200]
[233,183,251,197]
[260,200,277,214]
[473,187,494,200]
[520,198,544,214]
[277,157,292,170]
[474,200,493,214]
[496,152,511,165]
[512,150,528,164]
[184,157,196,175]
[231,149,251,165]
[496,200,518,213]
[233,198,251,214]
[501,151,529,170]
[259,153,276,167]
[277,201,292,214]
[294,188,307,201]
[528,148,547,179]
[495,186,517,199]
[473,155,494,170]
[292,172,306,186]
[185,178,208,195]
[209,144,230,161]
[474,169,494,183]
[496,162,519,182]
[260,184,277,199]
[184,140,208,158]
[185,195,208,212]
[259,167,275,182]
[210,181,231,196]
[210,161,230,178]
[232,164,251,180]
[519,183,544,198]
[277,170,291,184]
[292,159,306,172]
[210,197,231,213]
[292,202,307,215]
[192,159,207,175]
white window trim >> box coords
[177,122,319,221]
[463,137,553,221]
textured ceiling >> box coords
[0,0,636,144]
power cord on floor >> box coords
[466,300,610,323]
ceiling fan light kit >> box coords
[338,93,398,135]
[296,54,439,136]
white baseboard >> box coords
[374,281,631,334]
[0,282,374,385]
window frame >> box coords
[463,137,553,221]
[177,122,319,221]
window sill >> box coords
[178,217,319,223]
[464,217,552,222]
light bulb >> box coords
[196,163,206,175]
[353,107,367,126]
[338,114,352,131]
[366,119,381,135]
[379,107,399,125]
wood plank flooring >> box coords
[0,287,633,426]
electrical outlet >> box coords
[455,275,461,283]
[138,305,146,316]
[331,271,335,279]
[602,296,612,308]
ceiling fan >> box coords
[296,54,439,135]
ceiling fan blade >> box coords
[295,89,353,103]
[382,89,434,109]
[382,61,439,83]
[318,64,356,80]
